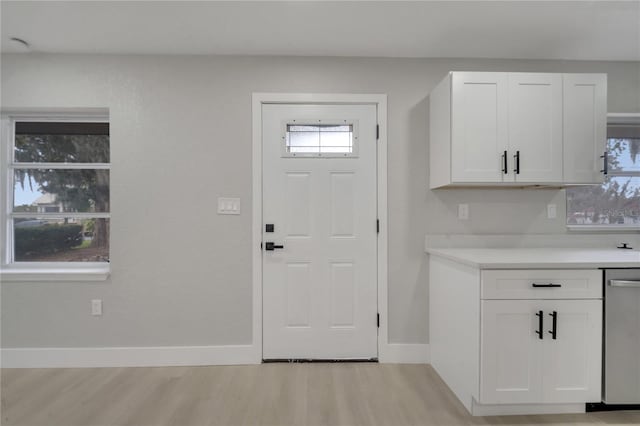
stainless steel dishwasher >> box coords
[604,268,640,405]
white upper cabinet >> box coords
[429,71,607,188]
[507,73,563,183]
[450,72,508,183]
[563,74,607,184]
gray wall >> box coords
[1,54,639,348]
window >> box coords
[566,115,640,229]
[283,120,357,157]
[1,115,110,279]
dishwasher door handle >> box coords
[609,280,640,288]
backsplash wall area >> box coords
[426,233,640,250]
[1,54,639,350]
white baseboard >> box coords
[1,345,259,368]
[380,343,430,364]
[2,344,430,368]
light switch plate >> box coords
[547,204,557,219]
[218,197,241,215]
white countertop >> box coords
[426,247,640,269]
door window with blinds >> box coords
[282,120,358,157]
[567,117,640,228]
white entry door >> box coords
[262,103,378,360]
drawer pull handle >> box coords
[535,310,544,340]
[531,283,562,288]
[549,311,558,340]
[609,280,640,288]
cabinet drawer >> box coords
[481,270,602,300]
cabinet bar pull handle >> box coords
[532,283,562,288]
[535,310,544,340]
[502,150,508,174]
[513,151,520,174]
[549,311,557,340]
[600,152,608,175]
[609,280,640,288]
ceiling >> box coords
[2,1,639,61]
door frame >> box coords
[251,93,389,362]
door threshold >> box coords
[262,358,378,363]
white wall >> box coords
[1,54,639,349]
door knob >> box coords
[264,242,284,251]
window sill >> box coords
[567,225,640,232]
[0,265,110,282]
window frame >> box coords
[1,112,111,281]
[567,112,640,232]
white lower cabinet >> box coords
[481,300,543,404]
[540,300,602,403]
[429,258,604,415]
[480,299,602,404]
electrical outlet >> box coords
[458,204,469,220]
[547,204,557,219]
[91,299,102,316]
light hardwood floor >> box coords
[1,363,639,426]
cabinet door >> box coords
[508,73,563,183]
[563,74,607,184]
[451,72,508,183]
[480,300,543,403]
[541,300,602,403]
